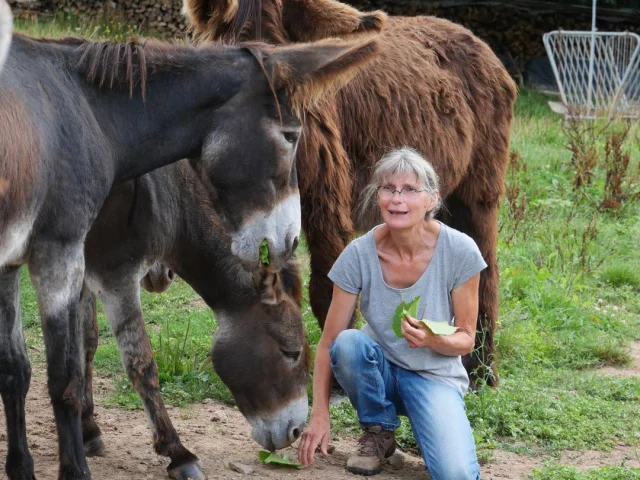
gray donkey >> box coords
[0,28,378,480]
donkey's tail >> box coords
[0,0,12,75]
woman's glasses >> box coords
[377,186,427,201]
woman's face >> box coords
[377,173,438,230]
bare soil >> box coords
[0,341,638,480]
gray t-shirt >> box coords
[328,222,487,394]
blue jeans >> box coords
[330,329,480,480]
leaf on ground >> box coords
[259,239,270,266]
[258,450,303,470]
[420,320,458,335]
[392,296,421,338]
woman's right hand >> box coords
[298,410,331,467]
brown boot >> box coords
[346,426,396,476]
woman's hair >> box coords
[358,147,442,219]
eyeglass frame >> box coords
[376,185,429,199]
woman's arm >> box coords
[401,273,479,356]
[298,284,358,466]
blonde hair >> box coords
[358,147,441,219]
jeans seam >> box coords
[369,345,394,428]
[399,378,435,477]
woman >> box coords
[297,148,485,479]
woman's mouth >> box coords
[388,210,408,215]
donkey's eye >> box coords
[283,131,299,144]
[281,349,301,362]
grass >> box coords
[11,17,640,478]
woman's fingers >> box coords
[320,431,330,456]
[299,429,322,466]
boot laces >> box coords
[356,431,390,457]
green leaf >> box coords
[420,320,458,335]
[392,296,421,338]
[258,450,303,469]
[259,239,270,266]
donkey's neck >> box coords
[79,46,254,182]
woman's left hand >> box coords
[401,315,438,348]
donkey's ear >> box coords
[283,0,386,42]
[265,37,379,111]
[257,269,284,306]
[182,0,238,40]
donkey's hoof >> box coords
[84,436,106,457]
[167,461,206,480]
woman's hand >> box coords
[401,315,438,349]
[297,410,331,467]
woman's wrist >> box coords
[311,405,330,421]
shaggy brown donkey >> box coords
[184,0,518,387]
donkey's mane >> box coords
[74,37,196,100]
[23,34,280,101]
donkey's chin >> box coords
[230,193,301,270]
[247,396,308,451]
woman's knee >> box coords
[428,460,479,480]
[329,329,371,369]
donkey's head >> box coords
[183,0,387,45]
[188,38,378,269]
[211,261,308,451]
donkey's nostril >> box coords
[291,236,299,252]
[290,427,302,441]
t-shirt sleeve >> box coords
[452,234,488,290]
[328,242,362,294]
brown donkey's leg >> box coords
[29,242,91,479]
[78,286,105,457]
[99,286,204,480]
[443,190,501,389]
[298,109,356,330]
[0,266,34,480]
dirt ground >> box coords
[0,342,638,480]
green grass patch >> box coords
[532,465,640,480]
[601,265,640,290]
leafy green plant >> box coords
[392,296,420,337]
[258,450,303,469]
[260,239,270,266]
[392,296,458,337]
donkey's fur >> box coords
[81,161,310,480]
[0,31,378,480]
[184,0,518,387]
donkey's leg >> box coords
[298,112,356,330]
[29,242,90,479]
[0,266,35,480]
[443,191,500,389]
[77,286,104,457]
[100,286,204,480]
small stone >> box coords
[137,463,147,473]
[387,450,406,470]
[227,462,254,475]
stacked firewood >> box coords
[348,1,640,60]
[7,0,640,64]
[8,0,189,35]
